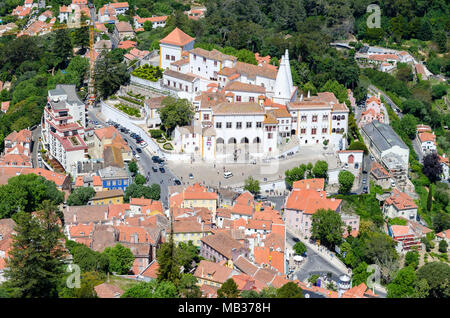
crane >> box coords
[1,20,97,104]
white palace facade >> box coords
[157,28,349,161]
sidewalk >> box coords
[287,227,351,275]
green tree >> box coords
[178,274,202,298]
[413,278,430,298]
[285,164,307,187]
[67,187,96,206]
[417,19,432,41]
[311,209,344,249]
[417,262,450,298]
[438,240,448,253]
[51,29,74,69]
[94,50,129,100]
[397,114,418,140]
[177,241,201,273]
[66,240,109,273]
[121,280,179,298]
[352,262,373,287]
[159,97,194,134]
[124,183,160,202]
[276,282,304,298]
[387,266,417,298]
[134,174,146,186]
[0,173,64,219]
[128,161,138,175]
[217,278,240,298]
[156,229,182,284]
[60,271,104,298]
[243,176,260,195]
[404,251,419,270]
[431,84,448,100]
[312,160,328,179]
[293,241,307,255]
[103,243,134,275]
[4,201,66,298]
[143,20,153,32]
[338,170,355,194]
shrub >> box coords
[163,142,173,150]
[131,64,163,82]
[156,137,165,143]
[149,129,163,138]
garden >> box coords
[115,104,141,118]
[148,129,174,151]
[131,64,163,82]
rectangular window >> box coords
[203,57,206,62]
[301,115,307,122]
[311,128,317,135]
[323,115,328,121]
[216,122,222,129]
[268,133,273,139]
[236,96,242,102]
[256,122,262,128]
[203,114,210,120]
[300,128,306,134]
[226,122,232,128]
[166,54,170,60]
[171,56,175,61]
[249,96,254,102]
[236,122,242,129]
[312,115,318,122]
[214,61,217,66]
[322,128,327,133]
[246,122,252,128]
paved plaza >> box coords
[166,145,340,189]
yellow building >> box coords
[90,189,124,206]
[170,183,218,214]
[173,219,212,247]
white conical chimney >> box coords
[307,90,310,98]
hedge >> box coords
[131,64,163,82]
[163,142,174,150]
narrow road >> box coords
[87,106,179,209]
[368,85,403,119]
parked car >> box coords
[132,150,136,156]
[189,173,194,179]
[135,154,141,160]
[152,166,158,172]
[140,141,148,147]
[136,147,142,153]
[159,167,165,173]
[174,179,181,185]
[362,178,366,184]
[224,171,233,179]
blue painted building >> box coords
[98,166,131,191]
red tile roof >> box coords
[292,178,325,191]
[285,188,341,214]
[94,283,124,298]
[385,189,417,210]
[194,260,233,284]
[159,27,195,46]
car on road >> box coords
[152,166,158,172]
[174,179,181,185]
[124,138,128,143]
[363,185,368,193]
[132,150,136,156]
[292,237,300,243]
[189,173,194,179]
[159,167,165,173]
[370,155,375,161]
[135,154,141,160]
[224,171,233,179]
[140,141,147,147]
[362,178,366,184]
[136,148,142,153]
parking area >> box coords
[166,145,340,189]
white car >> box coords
[140,141,148,147]
[135,154,141,160]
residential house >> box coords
[89,189,124,206]
[438,154,449,181]
[388,224,421,252]
[173,218,213,247]
[91,126,132,165]
[169,183,218,214]
[0,129,33,169]
[133,15,168,30]
[144,96,165,128]
[371,162,392,189]
[383,189,418,221]
[114,21,134,41]
[436,230,450,251]
[200,232,250,265]
[0,167,72,191]
[416,131,436,155]
[159,27,195,70]
[97,166,131,191]
[194,260,236,289]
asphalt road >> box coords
[286,232,347,283]
[87,107,179,209]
